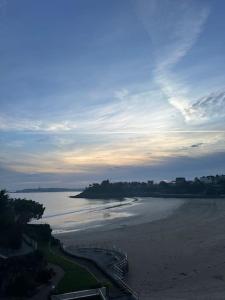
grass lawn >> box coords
[25,224,106,294]
[42,245,101,294]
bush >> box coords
[0,251,53,297]
[5,273,36,297]
[0,226,22,249]
[25,224,52,243]
[36,268,54,284]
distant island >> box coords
[71,175,225,199]
[15,187,83,193]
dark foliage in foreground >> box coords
[0,190,45,249]
[0,251,54,297]
[25,223,52,243]
[0,191,54,297]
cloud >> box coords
[0,1,221,136]
[136,0,209,68]
[136,0,214,126]
[154,4,210,122]
[190,143,204,148]
[0,115,77,132]
[1,151,225,190]
[1,129,224,177]
[184,90,225,122]
[1,0,224,189]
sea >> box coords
[10,192,185,234]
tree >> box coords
[0,191,45,249]
[13,199,45,225]
[0,190,14,228]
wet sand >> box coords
[57,199,225,299]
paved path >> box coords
[60,247,136,300]
[31,264,64,300]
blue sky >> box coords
[0,0,225,190]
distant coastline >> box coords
[71,176,225,199]
[71,192,225,199]
[14,187,83,193]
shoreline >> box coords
[51,197,184,236]
[71,193,225,199]
[57,198,225,299]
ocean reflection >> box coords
[10,192,184,234]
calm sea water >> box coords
[10,192,185,234]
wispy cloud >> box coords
[136,0,217,126]
[190,143,204,148]
[184,90,225,123]
[1,0,225,188]
[1,129,224,175]
[0,115,77,132]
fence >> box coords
[51,287,107,300]
[60,243,139,300]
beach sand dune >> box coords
[58,199,225,299]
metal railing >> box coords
[61,242,139,299]
[51,287,108,300]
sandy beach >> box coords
[57,199,225,300]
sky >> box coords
[0,0,225,190]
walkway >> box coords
[31,264,64,300]
[60,245,138,300]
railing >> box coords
[113,274,139,300]
[51,287,107,300]
[61,243,139,299]
[74,244,129,279]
